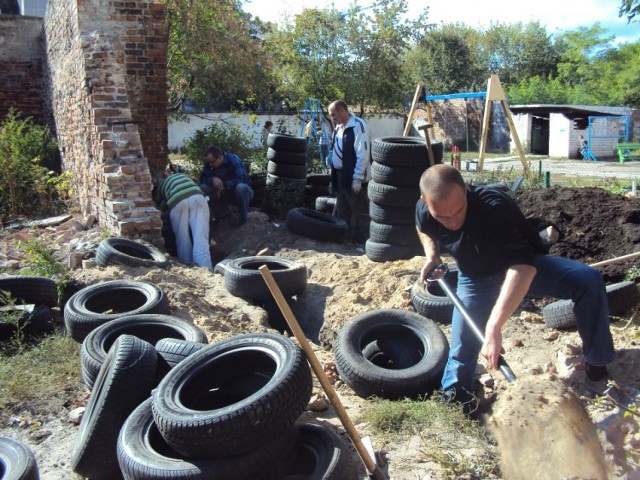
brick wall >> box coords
[0,15,47,125]
[44,0,168,240]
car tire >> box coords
[371,162,426,187]
[369,221,420,246]
[0,275,58,308]
[369,201,415,225]
[285,208,348,243]
[365,239,423,263]
[267,133,308,153]
[0,436,40,480]
[267,161,307,179]
[71,335,158,479]
[223,256,307,301]
[95,237,169,268]
[367,181,420,208]
[334,309,449,399]
[64,280,170,343]
[151,333,312,459]
[80,314,207,389]
[372,137,443,167]
[410,267,459,325]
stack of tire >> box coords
[264,133,308,215]
[304,173,332,209]
[366,136,444,262]
[0,275,58,341]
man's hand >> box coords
[419,257,443,284]
[212,177,224,192]
[351,179,362,194]
[481,323,503,370]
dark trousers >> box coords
[333,179,370,244]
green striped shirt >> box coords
[156,173,203,210]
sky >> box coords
[243,0,640,44]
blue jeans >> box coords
[441,255,615,395]
[231,183,254,224]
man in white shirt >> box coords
[328,100,372,245]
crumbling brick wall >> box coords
[43,0,168,240]
[0,15,47,125]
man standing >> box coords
[155,169,213,270]
[200,146,254,225]
[415,164,615,409]
[328,100,371,245]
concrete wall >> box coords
[168,113,406,151]
[0,15,47,124]
[44,0,167,240]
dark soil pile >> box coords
[514,187,640,283]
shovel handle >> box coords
[259,265,387,479]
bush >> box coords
[183,122,262,178]
[0,110,65,220]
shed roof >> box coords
[510,104,632,119]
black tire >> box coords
[543,281,640,329]
[315,196,336,214]
[250,172,267,189]
[81,314,207,390]
[369,201,415,225]
[0,305,53,341]
[266,173,307,188]
[607,281,640,316]
[278,423,357,480]
[118,398,297,480]
[372,137,443,167]
[411,268,459,325]
[267,161,307,179]
[0,276,58,308]
[371,162,426,187]
[367,181,420,208]
[0,436,40,480]
[95,237,169,268]
[151,333,313,458]
[365,239,423,263]
[267,133,308,153]
[542,299,575,329]
[71,335,158,479]
[223,256,307,301]
[285,208,348,243]
[64,280,170,343]
[369,221,420,246]
[266,148,308,165]
[155,338,208,370]
[334,309,449,399]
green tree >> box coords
[164,0,270,112]
[478,22,559,86]
[404,23,486,95]
[619,0,640,22]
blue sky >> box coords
[244,0,640,44]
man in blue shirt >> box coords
[416,164,614,411]
[200,146,254,225]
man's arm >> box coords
[482,264,537,369]
[352,119,370,183]
[417,228,443,283]
[225,154,248,189]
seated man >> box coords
[199,145,254,225]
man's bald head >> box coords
[419,164,466,202]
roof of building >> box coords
[510,104,633,118]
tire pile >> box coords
[60,277,357,479]
[304,173,332,210]
[263,133,308,215]
[365,136,443,262]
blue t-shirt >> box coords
[415,185,547,278]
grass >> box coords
[360,397,499,479]
[0,332,82,414]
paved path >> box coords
[477,156,640,180]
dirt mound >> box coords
[515,187,640,282]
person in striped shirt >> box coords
[155,168,213,270]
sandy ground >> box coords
[1,186,640,479]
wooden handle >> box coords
[589,251,640,268]
[259,265,385,478]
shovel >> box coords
[259,265,388,480]
[427,263,517,383]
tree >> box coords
[619,0,640,22]
[404,23,486,95]
[164,0,270,112]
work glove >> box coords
[352,179,362,194]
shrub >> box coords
[0,110,64,220]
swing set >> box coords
[404,74,529,175]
